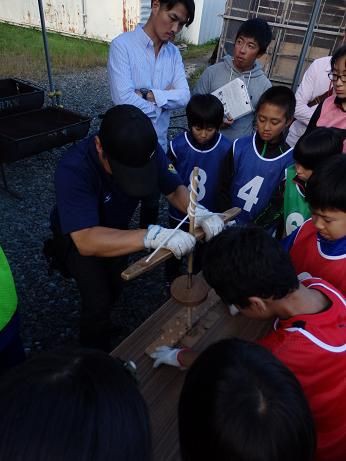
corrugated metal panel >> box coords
[40,0,84,36]
[179,0,204,44]
[218,0,345,85]
[0,0,227,44]
[1,0,47,30]
[199,0,225,43]
[140,0,151,24]
[179,0,225,44]
[0,0,141,42]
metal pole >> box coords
[37,0,60,105]
[291,0,322,93]
[81,0,87,35]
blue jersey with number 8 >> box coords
[169,131,231,223]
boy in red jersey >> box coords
[150,227,346,461]
[282,155,346,295]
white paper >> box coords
[212,77,253,121]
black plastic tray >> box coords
[0,107,91,163]
[0,79,44,117]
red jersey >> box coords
[259,278,346,461]
[289,219,346,295]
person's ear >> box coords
[95,136,112,174]
[152,0,161,14]
[247,296,268,317]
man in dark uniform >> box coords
[50,105,223,350]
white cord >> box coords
[145,214,190,263]
[187,174,199,219]
[144,172,225,264]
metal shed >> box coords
[0,0,226,44]
[218,0,345,87]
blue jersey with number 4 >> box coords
[169,131,231,222]
[231,134,293,224]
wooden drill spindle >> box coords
[186,166,199,326]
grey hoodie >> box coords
[193,55,271,141]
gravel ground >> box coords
[0,66,190,356]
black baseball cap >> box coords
[99,105,159,197]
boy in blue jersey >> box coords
[166,94,232,282]
[168,94,232,223]
[219,86,295,233]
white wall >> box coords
[0,0,226,44]
[0,0,140,42]
[178,0,203,44]
[199,0,225,43]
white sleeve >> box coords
[294,58,331,126]
[107,39,161,121]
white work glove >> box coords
[150,346,183,368]
[194,205,224,241]
[144,225,195,259]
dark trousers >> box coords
[0,313,25,375]
[56,234,128,351]
[0,334,25,375]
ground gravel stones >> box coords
[0,67,187,355]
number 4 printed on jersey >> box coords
[237,176,264,212]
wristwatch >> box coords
[140,88,150,100]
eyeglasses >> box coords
[328,72,346,82]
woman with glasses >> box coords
[305,44,346,152]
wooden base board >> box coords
[170,274,209,306]
[111,290,271,461]
[145,279,219,355]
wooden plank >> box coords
[111,290,271,461]
[121,207,241,281]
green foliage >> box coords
[0,22,109,78]
[188,67,206,89]
[0,21,213,81]
[179,39,217,60]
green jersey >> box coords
[284,165,311,236]
[0,246,17,331]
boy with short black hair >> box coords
[168,93,231,225]
[283,155,346,294]
[284,127,343,235]
[166,93,231,281]
[194,18,272,140]
[219,85,295,231]
[151,226,346,461]
[179,338,316,461]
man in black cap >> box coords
[50,105,223,351]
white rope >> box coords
[187,174,199,219]
[145,172,200,264]
[145,214,190,263]
[144,171,226,264]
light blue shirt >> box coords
[108,25,190,151]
